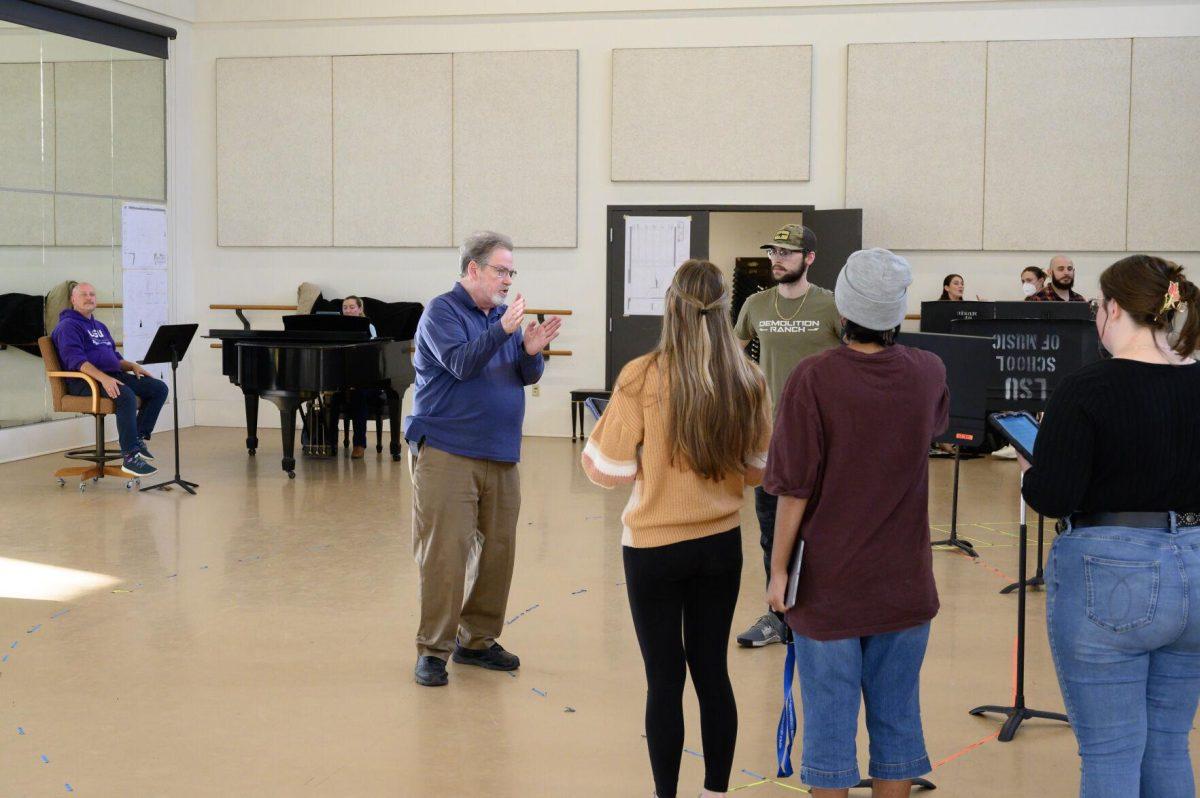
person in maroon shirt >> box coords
[765,248,948,798]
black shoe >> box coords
[137,441,155,460]
[414,656,448,686]
[452,642,520,671]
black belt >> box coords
[1070,511,1200,530]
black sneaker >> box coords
[121,454,158,478]
[414,656,448,687]
[736,613,785,648]
[452,642,520,671]
[137,442,155,460]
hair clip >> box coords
[1161,281,1182,315]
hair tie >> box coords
[1161,281,1182,316]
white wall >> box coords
[186,1,1200,438]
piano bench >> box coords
[570,389,611,442]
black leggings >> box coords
[624,528,742,798]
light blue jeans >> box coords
[1046,515,1200,798]
[792,623,932,789]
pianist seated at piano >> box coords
[51,282,168,478]
[341,295,381,459]
[406,230,562,687]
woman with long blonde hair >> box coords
[582,259,771,798]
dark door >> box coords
[605,208,710,387]
[802,209,864,291]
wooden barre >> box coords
[209,342,572,357]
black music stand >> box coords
[900,332,991,559]
[139,324,200,495]
[968,471,1069,741]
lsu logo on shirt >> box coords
[88,328,113,347]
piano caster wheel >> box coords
[287,471,296,479]
[57,478,66,488]
[392,453,401,462]
[79,482,87,493]
[125,480,136,491]
[376,445,383,453]
[248,449,256,456]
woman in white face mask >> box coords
[1021,266,1046,299]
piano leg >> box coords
[243,389,259,455]
[386,388,403,461]
[264,395,301,478]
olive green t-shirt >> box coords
[734,285,842,407]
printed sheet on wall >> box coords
[623,216,691,316]
[121,203,169,382]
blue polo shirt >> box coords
[403,283,544,463]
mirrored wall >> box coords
[0,22,165,429]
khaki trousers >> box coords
[411,444,521,660]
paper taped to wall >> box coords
[623,216,691,316]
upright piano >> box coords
[206,328,415,477]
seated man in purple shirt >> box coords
[50,282,168,478]
[404,230,562,687]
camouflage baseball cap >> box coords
[761,224,817,252]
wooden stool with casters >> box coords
[38,336,142,492]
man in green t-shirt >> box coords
[733,223,842,648]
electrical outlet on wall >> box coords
[531,385,541,397]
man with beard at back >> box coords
[732,224,842,648]
[1029,255,1086,302]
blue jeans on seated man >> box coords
[1046,516,1200,798]
[67,372,169,455]
[792,622,932,790]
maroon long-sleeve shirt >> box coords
[764,345,949,641]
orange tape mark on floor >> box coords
[931,730,1001,770]
[955,550,1016,584]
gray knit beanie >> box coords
[834,248,912,331]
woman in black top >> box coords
[1022,255,1200,798]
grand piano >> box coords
[206,327,415,478]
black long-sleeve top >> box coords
[1022,359,1200,519]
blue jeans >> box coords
[792,623,932,789]
[68,372,168,455]
[1046,516,1200,798]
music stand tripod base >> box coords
[854,778,936,791]
[930,446,979,558]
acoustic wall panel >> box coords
[0,190,53,246]
[113,59,165,201]
[453,50,577,247]
[217,57,333,246]
[0,63,54,192]
[984,39,1131,251]
[846,42,986,250]
[55,61,114,196]
[611,46,810,181]
[54,195,119,246]
[332,54,453,247]
[1128,37,1200,252]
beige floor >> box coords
[0,428,1195,796]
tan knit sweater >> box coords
[581,354,770,548]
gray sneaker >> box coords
[121,454,158,478]
[736,613,785,648]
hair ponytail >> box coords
[1175,277,1200,358]
[1100,255,1198,358]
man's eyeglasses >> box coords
[482,263,518,280]
[765,247,805,260]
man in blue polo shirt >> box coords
[405,231,562,687]
[51,282,166,478]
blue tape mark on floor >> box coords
[683,748,704,759]
[10,641,17,649]
[200,565,209,570]
[50,609,69,619]
[238,555,263,563]
[571,588,587,595]
[741,769,765,779]
[507,672,518,678]
[27,625,41,634]
[3,655,8,663]
[65,784,73,792]
[41,754,49,764]
[17,727,24,735]
[531,688,547,697]
[166,573,178,579]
